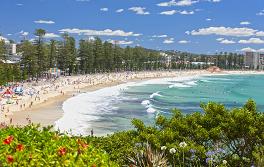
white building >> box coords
[7,43,17,55]
[0,36,9,44]
[0,36,16,55]
[160,52,172,67]
[244,52,264,69]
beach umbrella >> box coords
[3,89,13,98]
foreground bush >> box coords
[0,125,117,166]
[0,100,263,166]
[90,99,264,166]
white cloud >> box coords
[190,27,257,37]
[185,31,191,35]
[257,10,264,16]
[240,21,251,25]
[178,40,190,44]
[160,10,194,15]
[116,9,124,13]
[216,38,236,44]
[59,28,142,37]
[157,0,198,7]
[240,47,264,52]
[157,0,220,7]
[179,10,194,15]
[44,33,60,38]
[129,7,150,15]
[241,47,256,52]
[163,38,174,44]
[152,35,168,38]
[206,18,212,21]
[207,0,221,2]
[16,3,23,6]
[216,38,224,41]
[100,8,108,12]
[256,31,264,36]
[20,31,29,36]
[108,40,133,45]
[34,20,55,24]
[220,39,235,44]
[239,38,264,44]
[7,34,12,36]
[160,10,177,15]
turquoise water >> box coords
[57,74,264,136]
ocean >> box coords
[55,74,264,136]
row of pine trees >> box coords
[18,29,164,79]
[0,29,246,85]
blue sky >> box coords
[0,0,264,54]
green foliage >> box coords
[0,39,7,60]
[20,40,38,78]
[0,125,117,166]
[0,63,22,85]
[0,100,263,166]
[35,29,48,77]
[87,100,264,166]
[127,143,168,167]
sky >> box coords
[0,0,264,54]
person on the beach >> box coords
[0,98,2,111]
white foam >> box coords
[150,91,162,98]
[141,100,150,106]
[200,79,211,83]
[146,107,156,113]
[55,74,205,136]
[206,77,231,81]
[185,81,197,86]
[134,75,201,86]
[169,83,191,88]
[55,82,138,136]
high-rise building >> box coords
[6,43,17,55]
[0,36,17,55]
[244,52,264,69]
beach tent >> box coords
[14,86,23,95]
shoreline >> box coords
[2,70,264,127]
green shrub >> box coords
[0,125,117,166]
[1,100,263,167]
[90,99,264,166]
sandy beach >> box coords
[1,70,264,127]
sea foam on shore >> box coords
[55,74,203,136]
[54,82,139,135]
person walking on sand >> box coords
[91,129,94,136]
